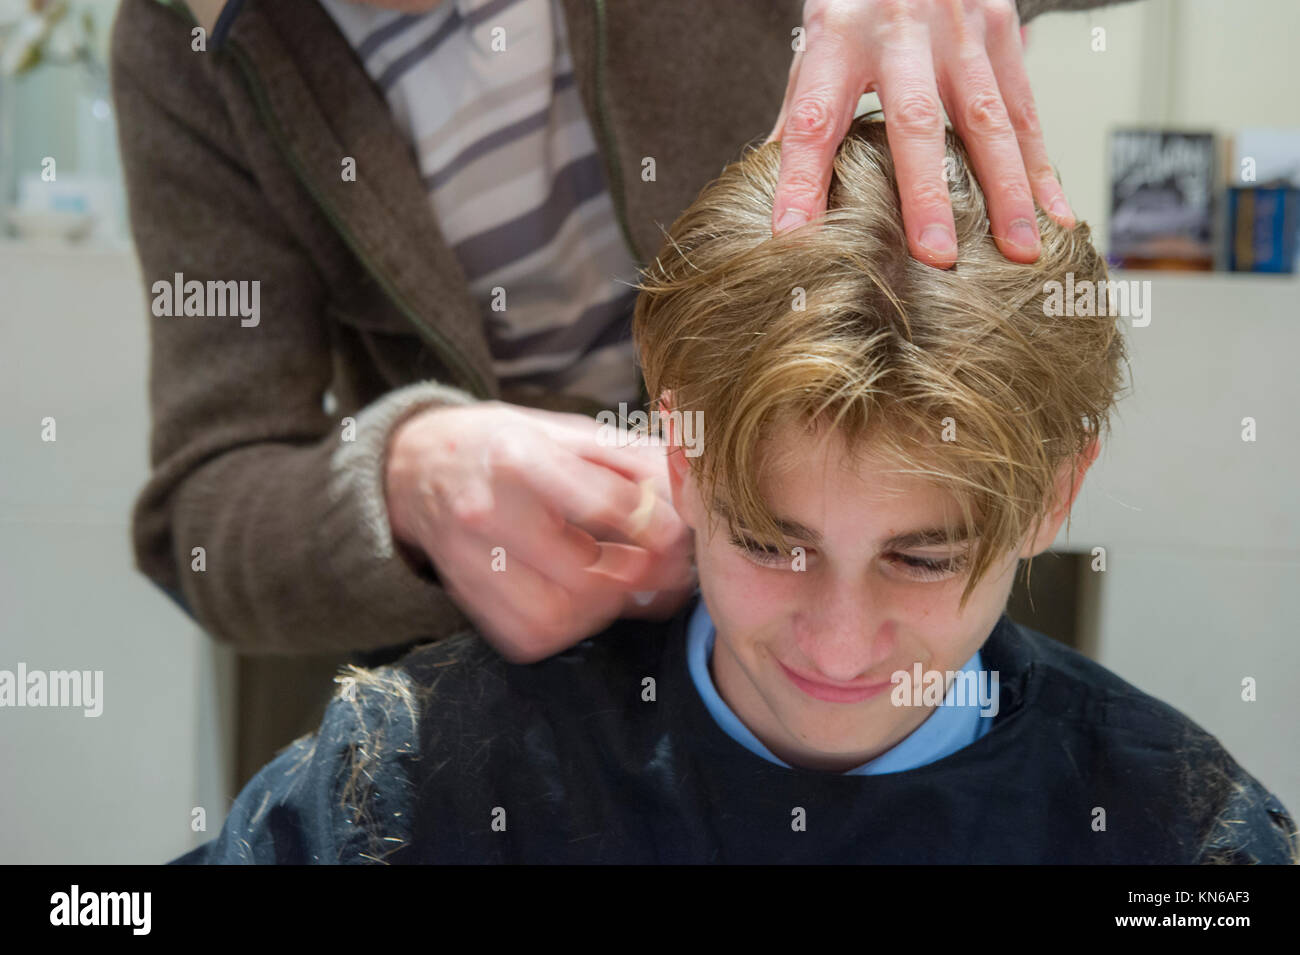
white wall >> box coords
[0,242,231,864]
[1022,0,1300,818]
[1056,270,1300,816]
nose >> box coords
[793,577,897,684]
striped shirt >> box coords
[319,0,642,410]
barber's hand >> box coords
[766,0,1074,268]
[384,400,697,664]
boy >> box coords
[174,117,1297,864]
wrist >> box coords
[383,412,426,552]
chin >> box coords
[779,699,899,761]
[785,730,892,771]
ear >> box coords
[1018,437,1100,559]
[657,390,703,530]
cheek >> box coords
[696,541,803,638]
[889,579,953,620]
[892,550,1018,626]
[900,569,1016,668]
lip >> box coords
[778,661,892,704]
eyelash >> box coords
[727,533,966,581]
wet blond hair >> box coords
[632,114,1129,607]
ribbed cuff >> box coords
[327,380,478,563]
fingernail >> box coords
[632,591,657,606]
[775,208,807,233]
[1049,195,1073,221]
[585,543,639,577]
[1008,218,1039,251]
[919,224,956,255]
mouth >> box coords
[777,661,892,705]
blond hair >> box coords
[632,115,1129,607]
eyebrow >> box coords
[711,499,974,551]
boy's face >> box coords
[664,406,1091,773]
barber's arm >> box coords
[768,0,1142,267]
[112,0,473,655]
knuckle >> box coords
[1005,95,1040,133]
[989,176,1035,208]
[816,0,862,34]
[983,0,1017,31]
[786,95,837,143]
[962,87,1010,135]
[909,177,955,212]
[874,0,916,29]
[448,490,493,529]
[889,90,944,136]
[485,431,532,475]
[774,167,826,205]
[1025,161,1057,188]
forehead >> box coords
[759,416,932,496]
[710,417,965,541]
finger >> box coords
[447,536,626,662]
[873,22,959,268]
[574,429,675,485]
[505,402,672,484]
[939,42,1040,261]
[435,538,563,659]
[985,4,1073,227]
[593,487,696,589]
[583,534,693,594]
[582,540,655,583]
[468,492,605,592]
[617,539,698,593]
[514,447,685,553]
[769,24,864,235]
[476,581,620,664]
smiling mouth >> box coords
[777,661,892,704]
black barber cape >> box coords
[174,595,1297,864]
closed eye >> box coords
[886,552,967,581]
[730,532,967,581]
[729,532,792,567]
